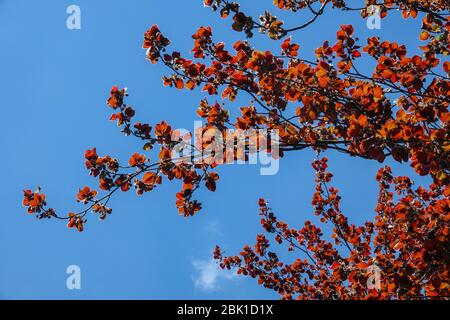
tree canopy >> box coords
[23,0,449,299]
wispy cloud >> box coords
[191,258,236,292]
[203,220,223,238]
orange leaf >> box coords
[444,61,450,73]
[356,262,369,269]
[420,31,429,41]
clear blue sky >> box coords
[0,0,430,299]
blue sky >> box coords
[0,0,431,299]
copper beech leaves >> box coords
[67,213,85,232]
[23,0,449,299]
[23,189,47,215]
[145,20,449,181]
[24,83,221,228]
[281,37,299,57]
[205,172,219,192]
[215,158,450,299]
[76,186,98,204]
[205,0,450,55]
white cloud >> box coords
[203,220,223,238]
[191,258,236,292]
